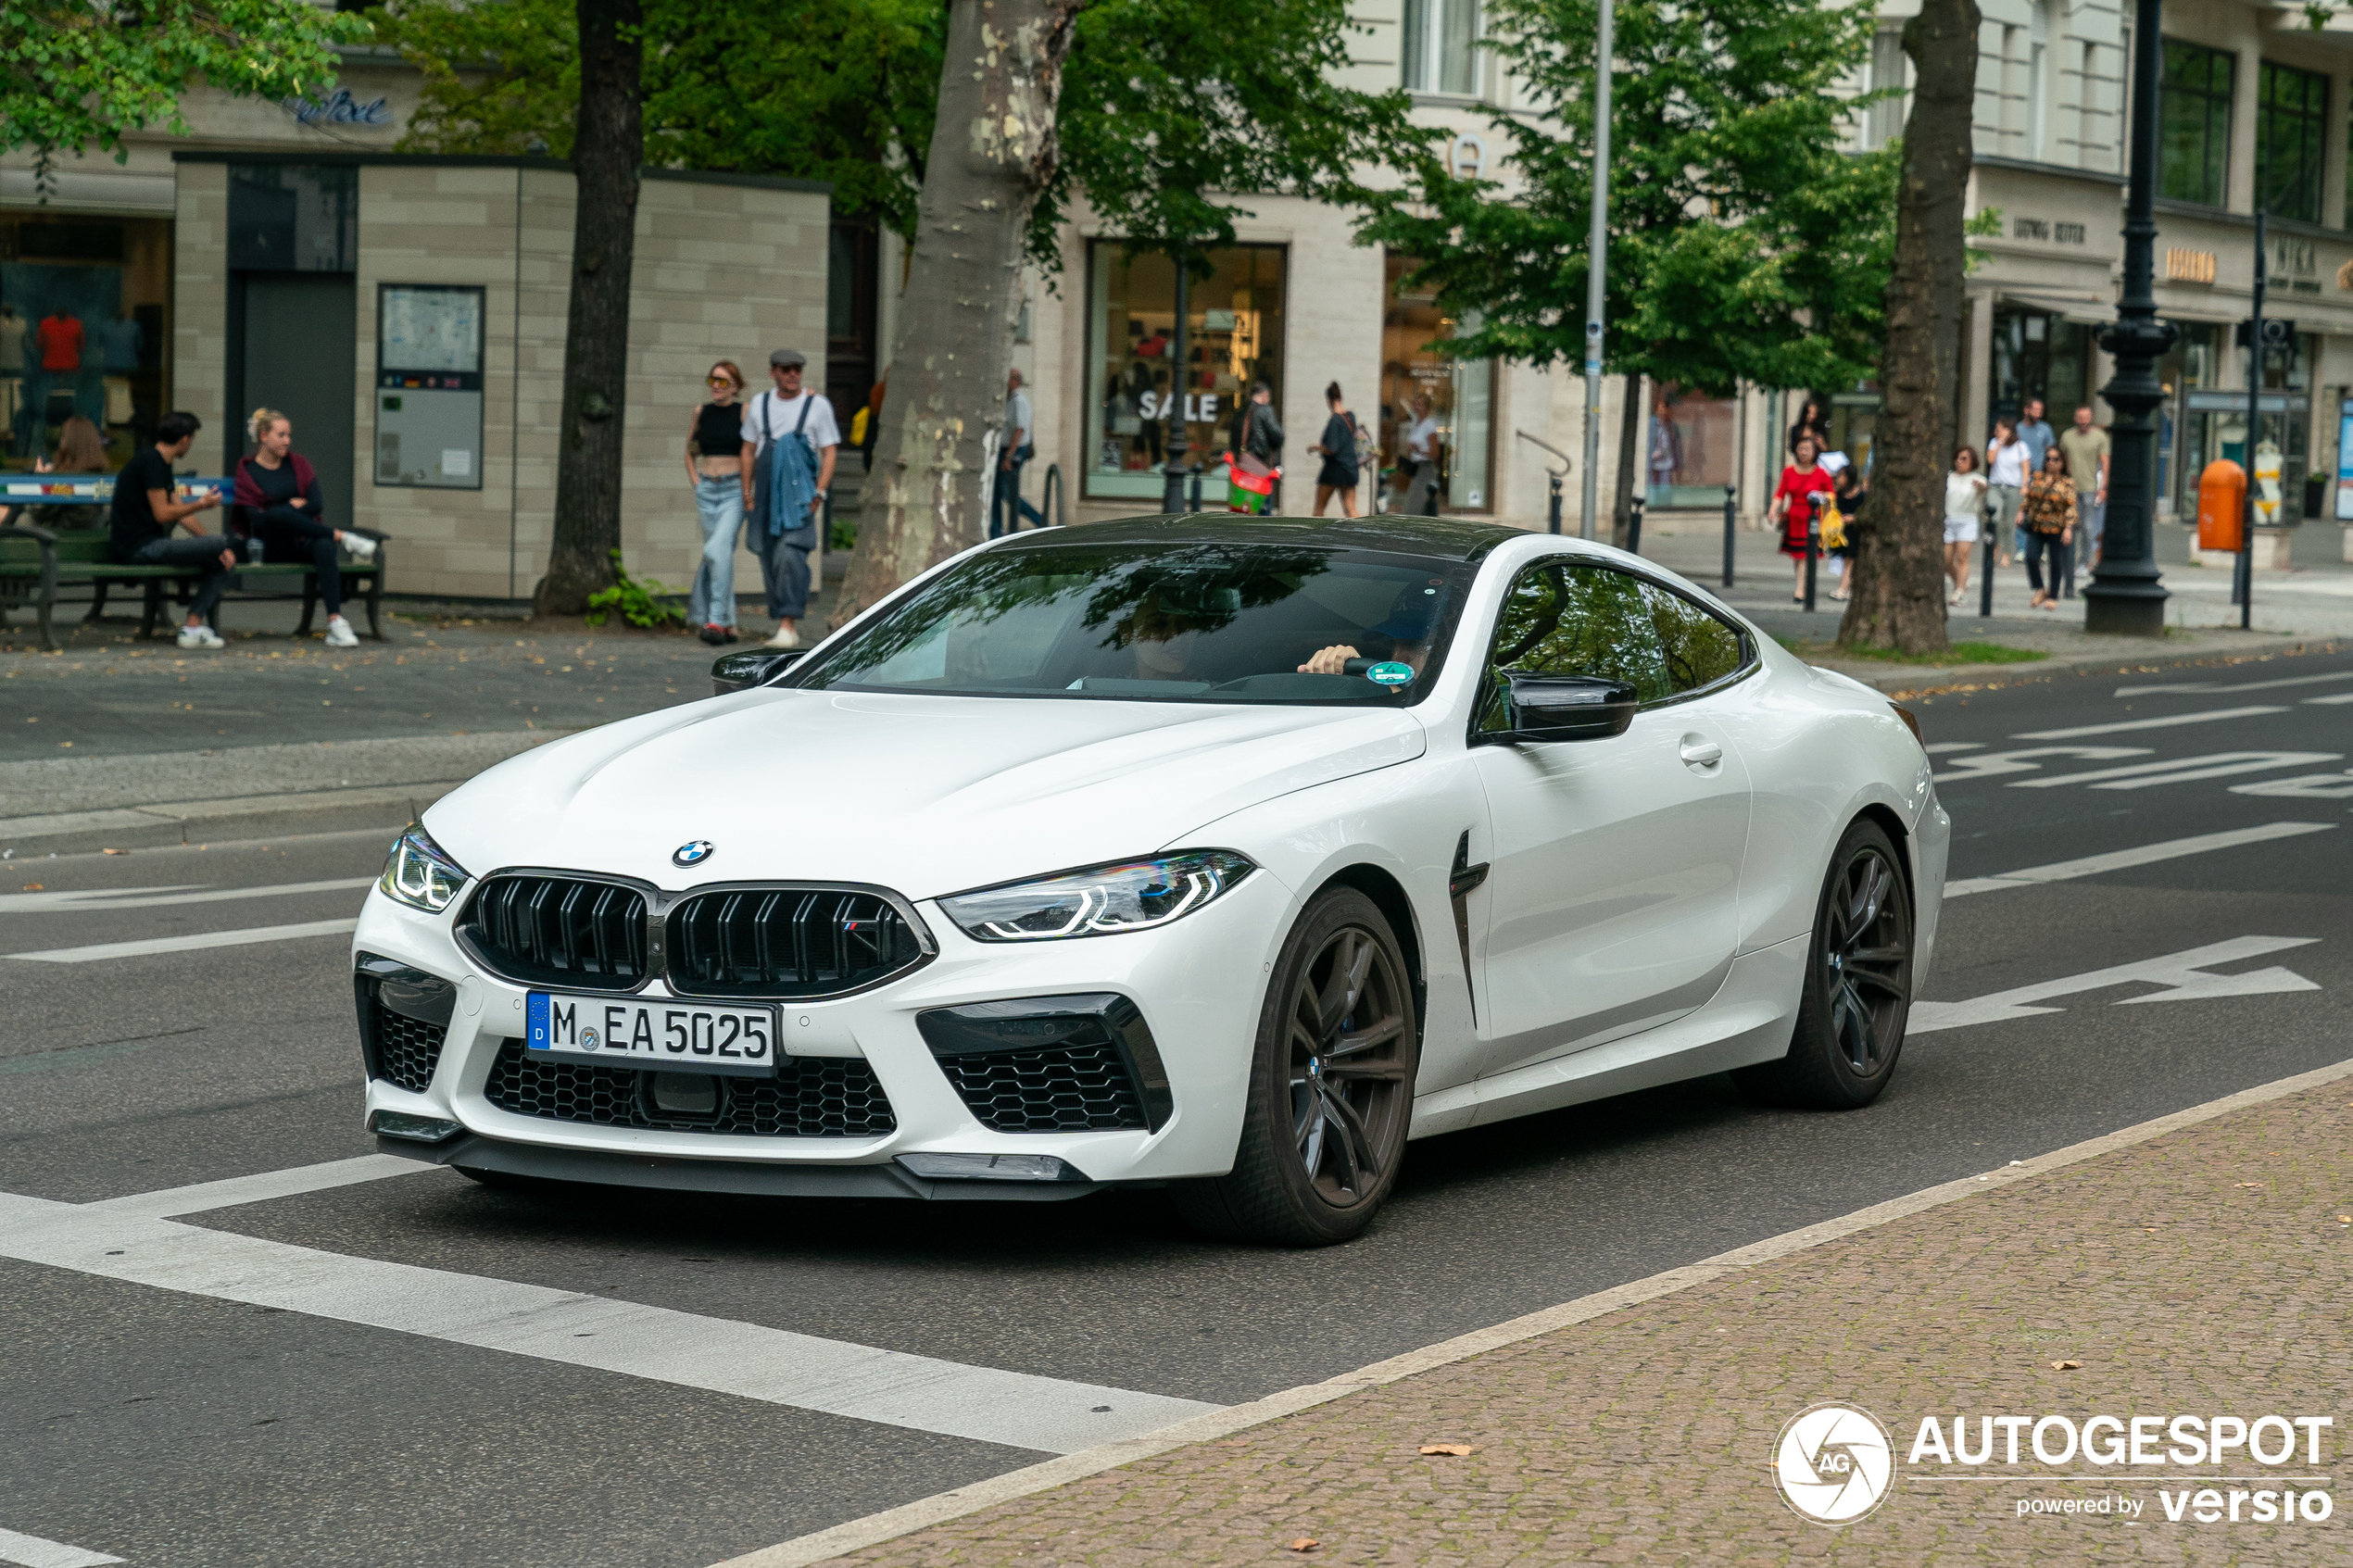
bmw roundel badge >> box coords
[673,839,714,868]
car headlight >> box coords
[380,823,471,913]
[939,850,1255,942]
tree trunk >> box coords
[836,0,1078,623]
[1837,0,1977,655]
[535,0,643,617]
[1609,372,1642,548]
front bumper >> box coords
[351,869,1291,1194]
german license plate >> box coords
[525,993,778,1077]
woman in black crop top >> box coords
[685,360,748,645]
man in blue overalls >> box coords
[738,347,838,649]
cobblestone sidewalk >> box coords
[804,1075,2353,1567]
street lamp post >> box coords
[1162,247,1191,514]
[1577,0,1615,541]
[2084,0,2174,636]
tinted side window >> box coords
[1476,562,1673,729]
[1638,581,1746,694]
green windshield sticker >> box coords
[1366,661,1416,686]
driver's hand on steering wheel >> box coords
[1297,644,1360,674]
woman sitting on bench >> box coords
[233,408,375,648]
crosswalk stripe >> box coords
[2011,705,2287,740]
[4,918,359,964]
[2007,751,2340,790]
[0,1186,1219,1456]
[0,877,374,915]
[1942,822,2336,898]
[0,1525,125,1568]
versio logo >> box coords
[1774,1403,1896,1525]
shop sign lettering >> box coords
[1137,392,1219,422]
[292,88,394,127]
[2166,248,2217,283]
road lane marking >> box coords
[4,918,359,963]
[0,1190,1218,1456]
[2114,670,2353,696]
[710,1054,2353,1568]
[1941,821,2336,897]
[2232,770,2353,797]
[86,1155,429,1220]
[1931,745,2149,784]
[2007,750,2341,789]
[1920,742,1982,755]
[0,877,373,915]
[0,1527,124,1568]
[1907,935,2319,1035]
[2012,705,2288,740]
[2308,691,2353,706]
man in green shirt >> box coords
[2057,406,2111,571]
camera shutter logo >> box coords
[1772,1403,1895,1525]
[673,840,714,868]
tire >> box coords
[1173,886,1419,1246]
[1734,818,1914,1110]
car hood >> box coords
[423,689,1426,899]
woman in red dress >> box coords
[1769,433,1838,603]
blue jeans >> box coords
[125,533,234,621]
[991,445,1043,538]
[689,477,743,627]
[761,523,819,620]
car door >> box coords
[1466,558,1754,1078]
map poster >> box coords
[381,286,483,374]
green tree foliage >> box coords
[367,0,945,235]
[1041,0,1420,268]
[369,0,1416,258]
[2,0,364,173]
[1359,0,1894,398]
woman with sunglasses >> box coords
[684,361,748,645]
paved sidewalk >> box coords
[775,1072,2352,1567]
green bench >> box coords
[0,521,388,651]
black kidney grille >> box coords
[668,888,925,998]
[481,1039,897,1137]
[369,992,447,1094]
[935,1042,1150,1133]
[461,876,648,990]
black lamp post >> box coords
[2084,0,2174,636]
[1161,247,1191,514]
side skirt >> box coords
[1404,934,1806,1138]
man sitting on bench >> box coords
[111,410,234,650]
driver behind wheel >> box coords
[1297,581,1443,677]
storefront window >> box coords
[2170,324,2314,517]
[1991,306,2093,425]
[1380,255,1495,512]
[2160,40,2233,207]
[2,215,171,477]
[1645,383,1735,507]
[1086,243,1286,501]
[2257,62,2328,225]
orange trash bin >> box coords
[2196,458,2246,553]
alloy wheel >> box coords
[1284,924,1411,1206]
[1821,846,1911,1077]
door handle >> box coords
[1679,737,1724,768]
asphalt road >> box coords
[3,644,2350,1567]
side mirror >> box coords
[711,648,804,696]
[1495,671,1639,742]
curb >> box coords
[709,1054,2353,1568]
[0,781,461,857]
[1808,630,2326,696]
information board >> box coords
[375,284,484,491]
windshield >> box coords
[792,541,1472,705]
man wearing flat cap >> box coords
[737,347,839,649]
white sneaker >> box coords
[342,534,377,562]
[177,623,225,649]
[324,615,360,648]
[763,626,800,649]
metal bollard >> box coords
[1979,531,1994,618]
[1626,496,1644,557]
[1721,485,1736,588]
[1188,469,1203,513]
[1548,470,1564,534]
[1804,519,1819,613]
